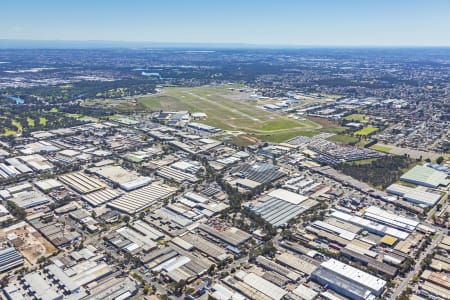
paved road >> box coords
[390,229,445,300]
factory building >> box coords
[108,183,176,214]
[249,189,318,227]
[363,206,418,232]
[386,183,441,207]
[400,165,450,188]
[187,122,221,133]
[59,171,107,194]
[311,259,386,300]
[330,210,409,240]
[0,247,24,273]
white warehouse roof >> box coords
[311,220,356,241]
[268,188,308,205]
[364,206,419,232]
[331,210,409,240]
[108,183,176,214]
[242,272,287,300]
[320,259,386,294]
[386,184,441,207]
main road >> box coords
[390,228,446,300]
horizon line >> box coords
[1,39,450,50]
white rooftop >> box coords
[331,210,409,240]
[268,189,308,205]
[364,206,419,231]
[321,259,386,292]
[242,272,287,300]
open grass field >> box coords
[83,85,344,144]
[12,119,22,132]
[344,158,378,165]
[373,143,442,161]
[354,126,378,136]
[138,85,335,143]
[222,134,260,147]
[370,144,392,153]
[63,113,98,122]
[327,134,359,145]
[343,114,369,122]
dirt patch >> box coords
[0,222,57,265]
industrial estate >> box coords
[0,44,449,300]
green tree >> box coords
[122,215,131,224]
[6,201,26,220]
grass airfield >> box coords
[138,85,343,143]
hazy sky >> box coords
[2,0,450,46]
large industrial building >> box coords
[363,206,419,232]
[223,271,287,300]
[330,210,409,240]
[90,165,152,191]
[59,171,107,194]
[231,163,286,186]
[187,122,221,133]
[108,183,176,214]
[400,165,450,188]
[0,247,24,273]
[249,189,318,227]
[156,165,199,183]
[81,188,123,207]
[8,190,50,209]
[311,259,386,300]
[386,183,441,207]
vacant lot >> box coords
[327,134,359,145]
[0,223,57,265]
[370,144,392,153]
[354,126,378,136]
[343,114,369,122]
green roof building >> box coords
[400,165,450,188]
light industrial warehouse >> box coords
[400,165,450,188]
[250,189,318,227]
[386,183,441,207]
[81,188,123,207]
[311,259,386,300]
[364,206,419,232]
[90,165,152,191]
[59,171,107,194]
[330,210,409,240]
[0,247,24,273]
[108,183,176,213]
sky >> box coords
[1,0,450,47]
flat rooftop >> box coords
[400,165,449,188]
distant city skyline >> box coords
[2,0,450,47]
